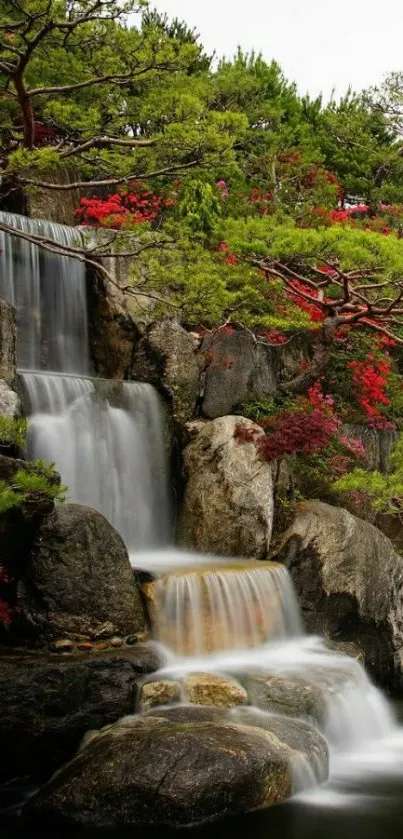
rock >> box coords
[0,378,20,418]
[25,703,328,827]
[50,639,75,653]
[280,501,403,691]
[183,672,248,707]
[0,296,17,387]
[245,673,327,727]
[110,637,123,648]
[325,640,365,663]
[131,320,201,425]
[0,645,161,783]
[125,634,139,646]
[140,679,181,710]
[88,272,142,379]
[16,504,146,642]
[178,416,273,559]
[200,328,277,419]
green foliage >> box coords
[0,417,27,451]
[334,434,403,515]
[0,459,67,515]
[179,181,222,232]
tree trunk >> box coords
[280,317,338,395]
[14,72,34,150]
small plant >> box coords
[0,417,27,452]
[0,461,67,515]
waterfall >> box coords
[0,212,89,374]
[152,562,303,655]
[0,211,171,549]
[19,372,171,549]
[137,550,397,798]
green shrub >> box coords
[0,417,27,451]
[0,461,67,515]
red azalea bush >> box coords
[348,357,392,427]
[75,182,175,228]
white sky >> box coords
[149,0,403,100]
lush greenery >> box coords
[3,3,403,528]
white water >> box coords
[19,371,171,549]
[0,212,88,373]
[0,212,172,549]
[135,549,401,799]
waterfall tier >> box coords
[0,211,88,373]
[19,371,171,550]
[148,561,302,655]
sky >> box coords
[150,0,403,101]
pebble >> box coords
[50,639,74,653]
[77,641,93,651]
[110,637,123,648]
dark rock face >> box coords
[178,416,273,558]
[0,296,17,387]
[280,501,403,691]
[131,320,202,426]
[200,329,277,419]
[0,645,161,783]
[87,273,142,380]
[16,504,146,641]
[199,329,312,419]
[25,704,328,827]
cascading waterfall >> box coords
[0,211,171,548]
[2,211,403,809]
[137,550,400,798]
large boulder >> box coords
[0,296,17,387]
[178,416,273,559]
[16,504,146,641]
[25,704,328,827]
[280,501,403,691]
[131,320,202,426]
[0,645,160,783]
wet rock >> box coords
[140,679,181,710]
[131,320,201,426]
[25,704,328,827]
[245,673,327,727]
[0,645,161,783]
[183,672,248,707]
[25,717,291,827]
[110,637,123,648]
[0,296,17,387]
[178,416,273,559]
[325,640,365,663]
[280,501,403,691]
[16,504,146,642]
